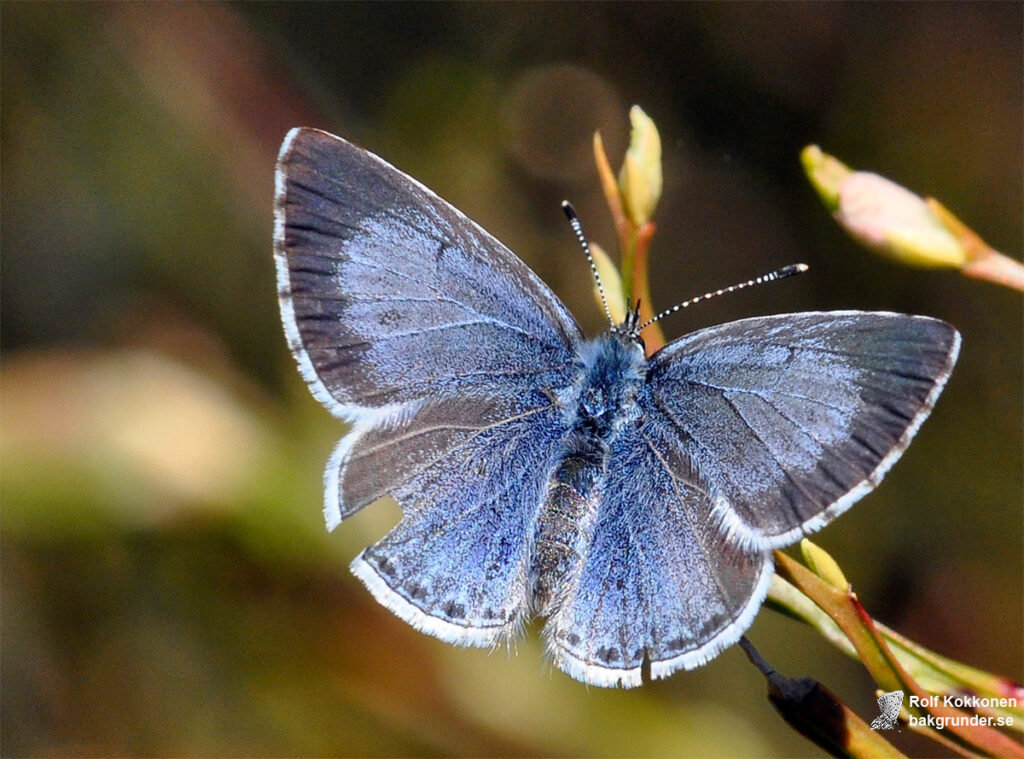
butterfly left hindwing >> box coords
[545,417,772,688]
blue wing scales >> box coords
[348,393,567,644]
[647,311,959,549]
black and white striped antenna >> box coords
[561,201,808,336]
[635,263,808,334]
[562,201,615,328]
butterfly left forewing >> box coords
[275,128,582,417]
[645,311,959,550]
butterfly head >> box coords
[574,319,648,436]
[609,302,647,353]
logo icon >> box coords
[871,689,904,730]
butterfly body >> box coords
[530,330,645,616]
[275,128,959,688]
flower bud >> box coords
[800,145,851,213]
[801,539,850,591]
[802,146,967,268]
[618,106,662,227]
[589,241,627,325]
[836,172,966,268]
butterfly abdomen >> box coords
[530,434,605,616]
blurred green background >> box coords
[2,3,1021,757]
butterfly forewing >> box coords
[274,128,582,418]
[645,311,960,550]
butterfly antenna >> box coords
[635,263,809,333]
[562,201,615,328]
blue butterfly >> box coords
[274,128,959,688]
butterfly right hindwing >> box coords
[545,416,772,688]
[349,392,568,646]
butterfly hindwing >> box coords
[545,419,773,687]
[645,311,959,550]
[348,392,567,644]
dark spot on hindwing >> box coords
[376,556,397,578]
[406,583,428,601]
[442,600,465,619]
[378,308,402,326]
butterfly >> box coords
[274,128,959,688]
[871,690,905,731]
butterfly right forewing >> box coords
[644,311,959,550]
[275,128,582,418]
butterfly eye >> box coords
[582,386,607,417]
[628,330,646,352]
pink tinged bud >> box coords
[835,172,967,268]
